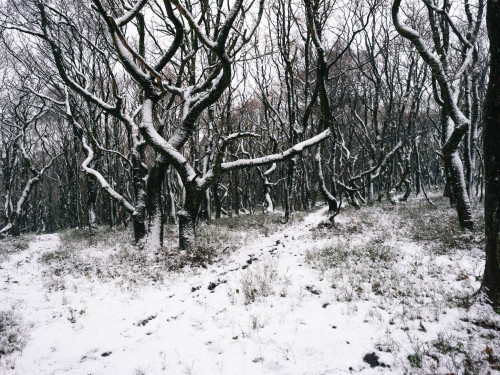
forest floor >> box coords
[1,194,500,375]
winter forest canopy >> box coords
[1,0,500,372]
[0,0,489,246]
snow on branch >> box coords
[222,132,260,144]
[167,0,217,49]
[221,129,330,171]
[348,140,404,183]
[214,132,260,167]
[154,0,183,72]
[37,3,119,115]
[0,153,61,236]
[392,0,471,131]
[198,129,331,189]
[115,0,150,27]
[64,90,135,213]
[231,0,265,55]
[421,0,482,51]
[79,131,135,213]
[138,98,198,183]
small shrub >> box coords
[240,259,279,304]
[400,196,484,255]
[305,241,350,271]
[407,353,422,368]
[0,236,32,263]
[40,249,73,264]
[305,239,397,271]
[165,244,219,270]
[0,306,29,358]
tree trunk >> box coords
[284,156,297,222]
[178,187,203,250]
[213,181,222,219]
[146,157,168,249]
[166,174,177,224]
[315,147,338,222]
[442,114,457,205]
[367,170,374,203]
[444,150,474,229]
[131,156,147,243]
[482,0,500,308]
[263,181,274,213]
[230,170,240,215]
[88,173,99,236]
[301,164,312,211]
[11,215,20,237]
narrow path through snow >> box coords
[1,205,499,375]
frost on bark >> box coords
[262,164,276,213]
[178,210,196,250]
[444,150,473,229]
[146,156,168,247]
[212,180,223,220]
[258,140,278,214]
[87,173,99,236]
[482,0,500,308]
[315,146,338,222]
[145,209,163,252]
[131,149,147,243]
[165,172,177,224]
[178,188,203,251]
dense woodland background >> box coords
[0,0,499,303]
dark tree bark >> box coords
[131,153,147,242]
[482,0,500,308]
[146,156,168,248]
[315,146,338,222]
[87,173,99,236]
[213,180,223,220]
[392,0,480,229]
[178,187,204,250]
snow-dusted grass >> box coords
[1,197,499,374]
[305,196,498,374]
[0,305,29,362]
[0,235,33,263]
[38,211,309,291]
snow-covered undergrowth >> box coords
[0,305,29,361]
[1,197,499,374]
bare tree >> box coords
[482,0,500,308]
[0,92,60,236]
[392,0,484,229]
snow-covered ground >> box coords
[1,198,499,374]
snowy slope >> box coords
[1,203,499,375]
